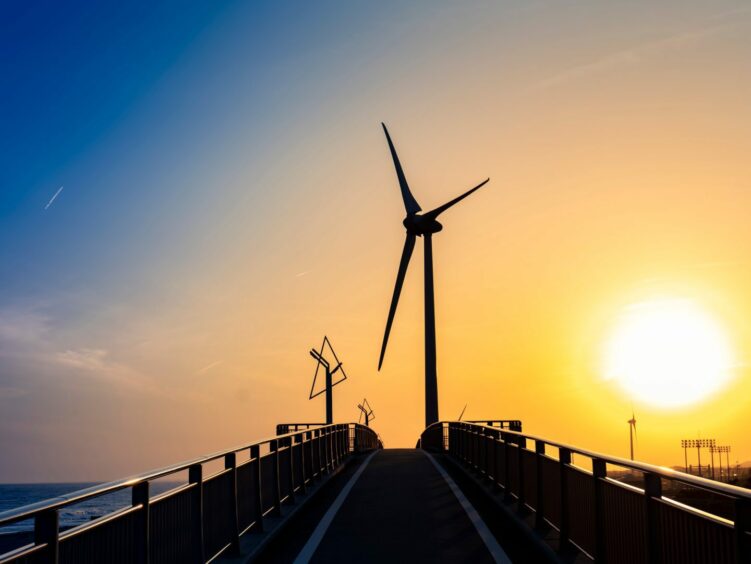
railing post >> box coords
[492,430,502,491]
[188,464,204,564]
[297,434,307,495]
[559,448,571,551]
[535,440,545,530]
[503,432,512,502]
[517,436,526,511]
[735,497,751,564]
[592,458,607,563]
[323,428,331,474]
[644,472,662,564]
[284,438,295,504]
[270,439,282,515]
[482,429,493,481]
[132,482,150,564]
[315,429,323,478]
[34,509,59,564]
[250,445,264,533]
[225,453,241,554]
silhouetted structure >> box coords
[357,398,374,427]
[309,336,347,424]
[627,411,637,461]
[378,123,489,427]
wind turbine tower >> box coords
[627,411,637,461]
[378,123,489,427]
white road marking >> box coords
[293,450,378,564]
[424,451,512,564]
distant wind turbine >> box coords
[377,123,489,427]
[458,404,468,422]
[628,411,637,460]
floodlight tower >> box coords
[309,336,347,424]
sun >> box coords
[603,299,734,408]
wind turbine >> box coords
[377,123,489,427]
[627,411,637,461]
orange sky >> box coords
[2,1,751,481]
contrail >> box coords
[196,360,222,375]
[44,186,64,210]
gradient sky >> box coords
[2,0,751,481]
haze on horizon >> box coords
[2,0,751,482]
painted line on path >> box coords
[293,450,378,564]
[424,451,512,564]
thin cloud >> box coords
[44,186,64,210]
[295,271,310,278]
[55,348,160,393]
[538,16,748,89]
[196,359,222,375]
[0,387,28,400]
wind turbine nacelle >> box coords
[403,214,443,235]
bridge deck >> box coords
[259,449,506,563]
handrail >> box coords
[422,420,751,562]
[0,423,373,527]
[428,420,751,500]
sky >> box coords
[1,0,751,482]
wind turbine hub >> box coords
[403,214,443,235]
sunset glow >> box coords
[603,299,734,408]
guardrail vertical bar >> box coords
[517,436,526,511]
[34,509,59,564]
[132,481,150,564]
[250,445,264,533]
[188,464,204,564]
[503,431,512,502]
[224,453,241,554]
[492,429,501,491]
[482,429,493,481]
[593,458,607,563]
[535,440,545,529]
[644,472,662,564]
[559,447,571,551]
[286,437,296,504]
[270,439,282,515]
[736,498,751,563]
[297,433,307,495]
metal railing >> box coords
[0,423,381,564]
[275,423,326,435]
[465,420,522,432]
[421,421,751,563]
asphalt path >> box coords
[271,448,505,563]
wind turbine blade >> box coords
[382,123,422,215]
[458,404,467,421]
[424,178,489,219]
[378,233,417,370]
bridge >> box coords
[1,419,750,563]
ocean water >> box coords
[0,482,179,535]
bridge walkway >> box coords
[257,449,511,563]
